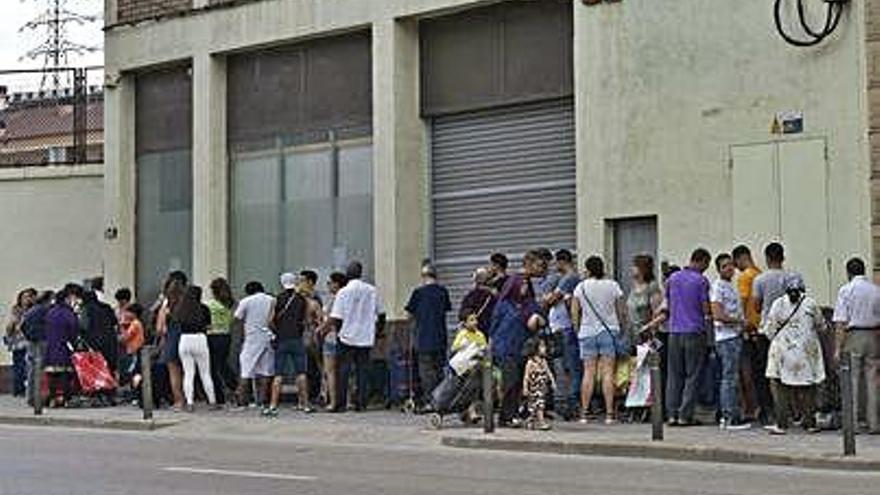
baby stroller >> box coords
[427,342,484,429]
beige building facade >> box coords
[103,0,875,316]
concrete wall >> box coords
[105,0,873,310]
[0,165,104,363]
[576,0,869,303]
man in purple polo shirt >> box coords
[665,248,712,426]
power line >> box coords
[19,0,100,90]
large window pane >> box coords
[135,67,192,303]
[230,141,373,291]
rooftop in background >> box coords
[0,67,104,167]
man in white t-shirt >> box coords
[710,253,750,430]
[329,261,385,412]
[234,281,276,410]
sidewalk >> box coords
[2,395,879,470]
[441,421,880,471]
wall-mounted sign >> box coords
[771,110,804,135]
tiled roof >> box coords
[0,100,103,141]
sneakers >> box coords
[261,406,279,418]
[764,424,787,435]
[719,418,751,431]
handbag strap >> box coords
[474,294,494,319]
[578,282,613,333]
[773,295,805,337]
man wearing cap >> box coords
[833,257,880,434]
[762,273,826,435]
[266,273,311,417]
[405,263,452,412]
[330,261,386,411]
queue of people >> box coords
[4,243,879,437]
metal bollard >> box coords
[482,342,495,434]
[840,350,856,456]
[649,350,663,441]
[140,345,154,421]
[32,343,43,416]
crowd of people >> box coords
[3,242,879,436]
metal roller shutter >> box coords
[432,98,576,326]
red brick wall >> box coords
[117,0,192,24]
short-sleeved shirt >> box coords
[832,276,880,329]
[574,278,624,338]
[549,272,580,331]
[753,269,788,323]
[331,279,384,348]
[234,293,275,337]
[405,283,452,353]
[206,299,234,335]
[667,267,710,334]
[710,279,743,342]
[736,266,761,329]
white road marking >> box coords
[162,467,317,481]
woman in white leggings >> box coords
[172,285,217,412]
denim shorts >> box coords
[274,337,307,377]
[322,332,338,357]
[578,330,620,360]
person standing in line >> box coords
[750,242,789,425]
[731,245,762,422]
[833,257,880,434]
[234,281,276,412]
[763,274,825,435]
[118,303,145,392]
[267,273,312,417]
[628,255,664,341]
[665,248,712,427]
[488,253,510,294]
[21,290,54,407]
[543,249,582,420]
[522,337,556,430]
[5,288,36,397]
[155,271,188,410]
[298,270,324,403]
[330,261,386,412]
[489,274,540,427]
[459,268,496,335]
[43,284,83,407]
[571,256,629,425]
[114,288,133,322]
[405,263,452,412]
[174,285,217,412]
[206,278,238,406]
[710,253,751,430]
[80,290,120,385]
[317,272,347,412]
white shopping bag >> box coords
[448,342,482,376]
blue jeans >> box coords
[716,337,743,422]
[552,328,582,416]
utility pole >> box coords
[19,0,99,91]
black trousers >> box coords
[338,343,371,410]
[207,334,236,404]
[499,358,523,424]
[418,351,446,405]
[744,335,774,423]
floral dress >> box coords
[523,356,554,426]
[763,296,826,386]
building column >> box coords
[372,19,428,319]
[102,72,136,295]
[192,54,229,289]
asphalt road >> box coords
[0,425,878,495]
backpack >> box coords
[21,305,49,342]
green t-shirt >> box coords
[206,299,234,335]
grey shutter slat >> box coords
[431,98,576,327]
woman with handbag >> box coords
[762,273,826,435]
[571,256,629,425]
